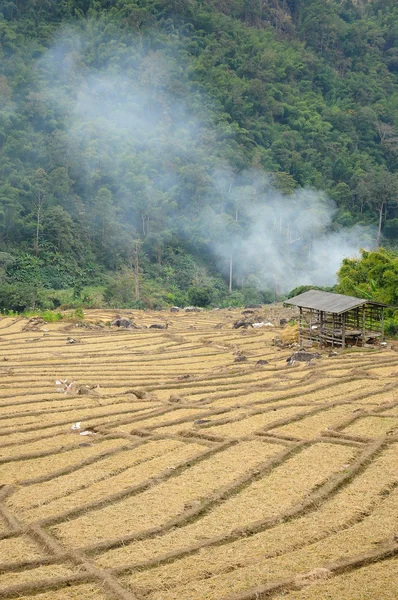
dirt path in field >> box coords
[0,306,397,600]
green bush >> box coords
[242,286,278,306]
[103,271,135,307]
[0,283,50,313]
[262,290,278,304]
[187,286,213,307]
[130,300,148,310]
[74,308,84,320]
[287,285,334,299]
[385,319,398,337]
[23,310,64,322]
[220,291,245,307]
[242,286,264,306]
[165,291,188,307]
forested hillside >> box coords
[0,0,397,310]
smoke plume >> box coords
[35,25,375,293]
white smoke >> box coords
[209,182,375,293]
[35,25,376,292]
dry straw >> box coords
[0,309,396,600]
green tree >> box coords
[356,169,398,246]
[337,248,398,305]
[31,169,49,256]
[42,205,75,252]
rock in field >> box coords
[287,351,322,365]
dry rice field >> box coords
[0,306,397,599]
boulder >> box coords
[111,317,132,328]
[287,351,322,365]
[234,355,248,362]
[233,319,253,329]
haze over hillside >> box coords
[0,0,397,309]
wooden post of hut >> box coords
[362,305,366,347]
[320,311,324,347]
[341,314,345,349]
[299,307,303,346]
[381,307,385,341]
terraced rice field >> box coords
[0,306,397,599]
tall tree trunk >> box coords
[229,255,233,293]
[33,188,45,256]
[274,275,279,298]
[34,206,41,256]
[134,241,140,301]
[156,245,162,265]
[376,202,384,247]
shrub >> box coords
[385,319,398,337]
[130,300,148,310]
[165,291,188,307]
[242,286,278,306]
[287,285,333,299]
[23,310,64,322]
[187,285,213,307]
[0,282,50,313]
[103,270,135,307]
[74,308,84,320]
[220,291,245,307]
[242,286,264,306]
[262,290,277,304]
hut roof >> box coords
[285,290,386,315]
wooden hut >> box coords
[285,290,386,349]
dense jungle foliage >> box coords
[0,0,398,309]
[337,247,398,334]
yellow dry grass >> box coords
[365,365,398,377]
[273,557,398,599]
[152,407,252,435]
[344,415,398,437]
[268,404,365,438]
[203,377,373,411]
[0,535,44,564]
[354,390,397,405]
[6,439,193,519]
[0,425,86,447]
[0,309,397,600]
[101,443,397,577]
[127,487,398,600]
[113,408,202,433]
[203,406,313,437]
[0,431,94,457]
[17,441,204,523]
[0,438,125,484]
[7,584,110,600]
[380,405,398,415]
[0,563,76,588]
[280,323,299,343]
[50,440,280,547]
[157,443,352,538]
